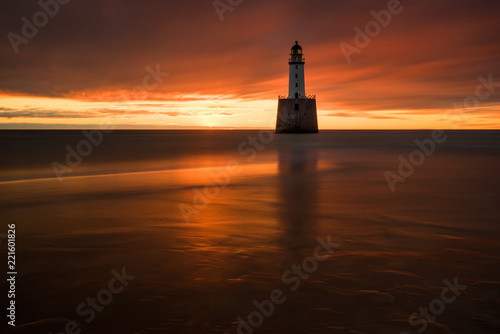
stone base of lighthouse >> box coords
[275,98,318,133]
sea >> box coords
[0,130,499,334]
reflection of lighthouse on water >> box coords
[277,142,319,248]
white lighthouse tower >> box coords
[288,41,306,99]
[276,41,318,133]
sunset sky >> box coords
[1,0,499,129]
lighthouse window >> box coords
[294,104,299,111]
[295,83,298,87]
[295,74,298,78]
[295,65,298,69]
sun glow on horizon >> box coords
[1,93,499,130]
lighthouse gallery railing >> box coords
[278,94,316,99]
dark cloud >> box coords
[0,108,97,118]
[0,107,220,119]
[325,112,406,120]
[0,107,177,118]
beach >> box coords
[1,130,499,333]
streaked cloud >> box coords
[326,112,406,120]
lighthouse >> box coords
[276,41,318,133]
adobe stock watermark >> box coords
[384,130,447,193]
[213,0,244,22]
[223,235,339,334]
[384,73,499,192]
[399,277,467,334]
[178,129,274,223]
[339,0,407,64]
[48,267,135,334]
[443,74,500,127]
[7,0,72,55]
[51,64,169,182]
[179,111,297,223]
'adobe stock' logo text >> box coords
[48,267,135,334]
[51,64,169,181]
[339,0,406,63]
[400,277,467,334]
[7,0,72,54]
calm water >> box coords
[1,130,499,334]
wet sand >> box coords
[1,130,499,333]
